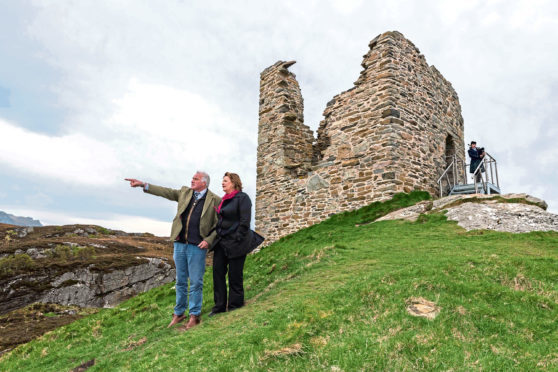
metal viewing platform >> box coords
[437,152,501,197]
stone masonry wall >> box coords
[256,31,465,243]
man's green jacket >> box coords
[144,184,221,249]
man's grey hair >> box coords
[196,170,210,186]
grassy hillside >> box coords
[1,192,557,371]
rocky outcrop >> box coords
[376,193,558,233]
[0,224,175,314]
[431,193,548,211]
[38,257,174,308]
[445,202,558,233]
[1,257,175,314]
[375,201,433,222]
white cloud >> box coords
[107,78,252,171]
[0,117,121,186]
[329,0,363,14]
[536,142,558,168]
[1,77,257,189]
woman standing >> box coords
[210,172,263,316]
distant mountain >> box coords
[0,211,42,227]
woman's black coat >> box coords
[215,192,263,258]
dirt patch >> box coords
[123,336,147,351]
[71,358,95,372]
[261,343,304,360]
[0,303,97,355]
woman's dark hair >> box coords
[224,172,243,191]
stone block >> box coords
[307,174,329,192]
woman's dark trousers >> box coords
[212,245,247,312]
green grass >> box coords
[1,191,557,371]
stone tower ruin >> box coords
[256,31,465,243]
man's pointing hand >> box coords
[125,178,145,188]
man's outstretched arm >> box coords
[124,178,180,202]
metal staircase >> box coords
[437,152,501,198]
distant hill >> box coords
[0,211,42,227]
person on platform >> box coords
[468,141,485,183]
[209,172,264,316]
[125,171,220,330]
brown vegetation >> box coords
[0,223,177,352]
[0,223,174,280]
[0,303,97,356]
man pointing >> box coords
[125,171,220,330]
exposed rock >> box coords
[16,227,34,238]
[307,174,329,192]
[0,223,180,353]
[0,223,176,315]
[83,227,98,234]
[406,297,440,319]
[376,193,558,233]
[445,202,558,233]
[1,259,175,314]
[432,194,469,210]
[433,193,548,211]
[25,248,47,259]
[41,257,174,308]
[66,228,91,237]
[502,193,547,210]
[376,201,432,222]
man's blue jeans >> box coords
[173,242,207,316]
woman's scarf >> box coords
[216,190,239,213]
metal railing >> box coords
[437,152,499,197]
[471,152,499,194]
[437,155,466,198]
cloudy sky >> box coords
[1,0,557,236]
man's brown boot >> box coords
[186,314,201,329]
[178,315,201,332]
[167,314,186,328]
